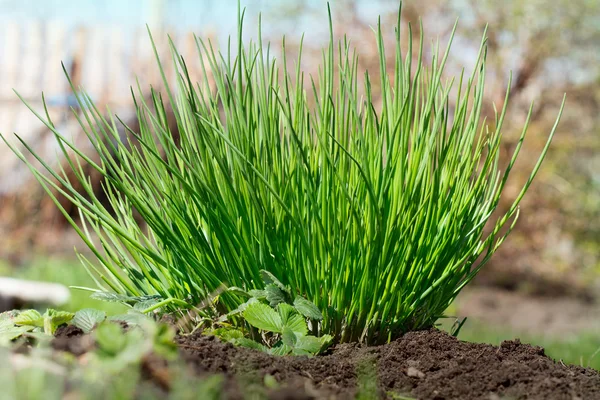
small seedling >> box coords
[0,311,35,344]
[13,308,74,335]
[71,308,107,333]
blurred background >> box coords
[0,0,598,367]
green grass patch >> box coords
[1,3,564,344]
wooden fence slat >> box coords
[108,25,128,104]
[84,26,107,103]
[0,23,216,165]
[44,21,67,94]
[0,22,20,98]
[20,22,43,98]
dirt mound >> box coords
[176,328,600,400]
[51,325,600,399]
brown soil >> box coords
[52,325,91,356]
[175,328,600,400]
[52,326,600,399]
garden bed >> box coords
[54,326,600,399]
[7,2,581,399]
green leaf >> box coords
[42,309,74,335]
[153,324,177,360]
[294,335,324,355]
[281,326,297,347]
[0,310,20,322]
[232,337,267,351]
[247,290,268,300]
[109,311,150,326]
[293,297,323,320]
[243,302,283,333]
[284,313,308,337]
[0,320,33,345]
[133,298,162,312]
[291,347,313,356]
[208,327,245,342]
[259,270,289,294]
[14,310,43,327]
[277,303,297,324]
[44,309,74,326]
[23,331,53,344]
[220,297,259,322]
[268,344,293,356]
[279,302,308,336]
[95,322,127,357]
[90,292,133,303]
[291,334,332,356]
[72,308,107,333]
[265,284,286,307]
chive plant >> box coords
[2,5,564,344]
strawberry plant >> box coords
[206,271,332,356]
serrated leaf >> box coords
[44,309,74,326]
[232,337,267,351]
[291,347,313,356]
[14,309,43,327]
[294,335,324,355]
[293,297,323,320]
[268,344,293,356]
[43,309,74,335]
[133,298,161,312]
[219,297,259,322]
[243,302,283,333]
[277,300,308,337]
[138,295,163,301]
[247,289,267,299]
[265,284,286,307]
[281,326,297,347]
[277,303,297,324]
[208,328,245,342]
[284,313,308,337]
[108,311,149,326]
[90,292,133,303]
[72,309,106,333]
[259,270,289,294]
[0,320,33,345]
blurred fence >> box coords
[0,22,213,194]
[0,22,216,261]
